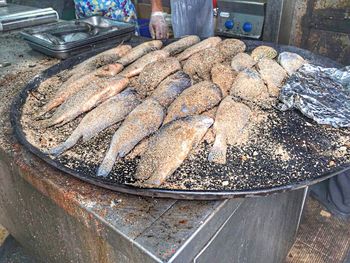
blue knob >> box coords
[243,22,253,32]
[224,20,234,30]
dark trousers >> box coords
[328,169,350,214]
[311,169,350,217]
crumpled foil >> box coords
[279,64,350,128]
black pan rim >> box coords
[9,38,350,200]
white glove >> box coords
[149,11,169,39]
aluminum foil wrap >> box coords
[279,64,350,128]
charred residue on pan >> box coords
[21,82,349,191]
[18,43,350,193]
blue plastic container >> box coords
[137,18,152,38]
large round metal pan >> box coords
[10,38,350,200]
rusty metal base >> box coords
[0,149,306,262]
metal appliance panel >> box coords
[216,0,266,39]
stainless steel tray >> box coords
[0,0,7,7]
[25,32,133,59]
[20,16,135,51]
[0,4,58,31]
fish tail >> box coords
[39,113,65,128]
[134,164,152,182]
[49,110,79,128]
[38,96,63,115]
[54,117,70,127]
[35,103,55,119]
[97,140,120,177]
[35,110,49,121]
[97,151,119,177]
[143,177,163,187]
[208,135,228,164]
[82,132,94,142]
[141,169,169,187]
[39,118,55,128]
[118,144,133,158]
[82,125,103,142]
[97,134,129,177]
[48,130,81,156]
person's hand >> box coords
[149,12,168,39]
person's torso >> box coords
[74,0,137,24]
[171,0,214,38]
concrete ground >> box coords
[286,197,350,263]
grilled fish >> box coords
[183,47,225,81]
[97,98,165,177]
[278,52,306,75]
[208,96,251,164]
[39,45,131,116]
[44,77,129,127]
[176,37,222,61]
[118,40,163,66]
[69,44,132,79]
[216,39,246,60]
[164,81,222,124]
[52,44,131,96]
[251,46,278,62]
[211,63,237,97]
[163,35,200,56]
[137,57,181,96]
[231,53,256,72]
[183,39,246,80]
[120,50,170,78]
[151,71,192,107]
[97,40,163,77]
[134,115,214,187]
[48,89,140,155]
[75,44,132,72]
[256,58,287,97]
[39,71,99,115]
[230,68,269,103]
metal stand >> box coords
[0,148,306,263]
